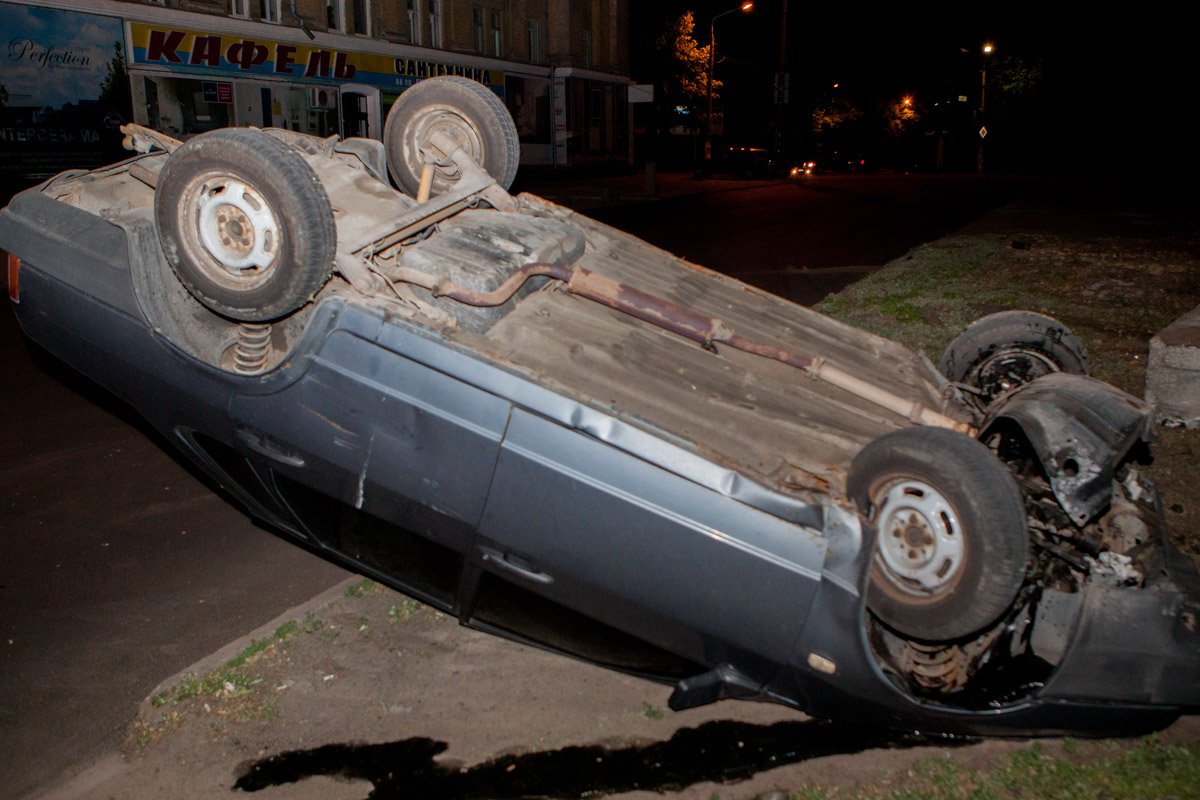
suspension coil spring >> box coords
[233,323,272,375]
[903,641,969,692]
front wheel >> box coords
[848,427,1029,642]
[939,311,1090,409]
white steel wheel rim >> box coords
[194,177,281,276]
[873,479,965,597]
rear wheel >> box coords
[383,76,520,197]
[849,427,1029,642]
[154,128,336,322]
[940,311,1089,408]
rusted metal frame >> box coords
[348,175,494,256]
[119,123,183,154]
[380,260,975,435]
[349,133,517,257]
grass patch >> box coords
[816,219,1200,554]
[787,738,1200,799]
[641,702,666,720]
[388,599,422,621]
[344,577,378,597]
[137,610,326,746]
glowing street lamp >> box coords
[704,1,754,162]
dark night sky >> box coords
[629,2,1194,174]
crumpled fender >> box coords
[982,373,1154,526]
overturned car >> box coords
[2,77,1197,737]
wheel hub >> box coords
[196,178,280,273]
[875,480,965,597]
[973,349,1057,400]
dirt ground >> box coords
[46,578,1200,800]
[38,177,1200,800]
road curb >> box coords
[136,575,362,721]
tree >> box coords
[884,96,919,137]
[652,12,717,127]
[812,96,862,136]
[98,40,132,122]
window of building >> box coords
[490,11,502,56]
[582,29,592,68]
[527,19,540,63]
[406,0,422,44]
[259,0,281,23]
[429,0,443,47]
[472,7,484,53]
[327,0,345,30]
[230,0,249,18]
[351,0,371,35]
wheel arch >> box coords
[981,372,1155,526]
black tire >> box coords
[848,427,1029,642]
[939,311,1090,408]
[154,128,336,322]
[383,76,519,197]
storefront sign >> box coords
[129,23,504,93]
[0,1,129,176]
[201,81,233,104]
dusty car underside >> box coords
[4,77,1196,735]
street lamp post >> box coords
[977,42,994,173]
[704,1,753,163]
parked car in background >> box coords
[708,144,786,178]
[3,77,1197,738]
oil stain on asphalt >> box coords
[234,719,963,798]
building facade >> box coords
[0,0,630,178]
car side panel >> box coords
[476,407,826,671]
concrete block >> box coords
[1145,304,1200,427]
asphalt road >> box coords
[0,171,1026,799]
[591,172,1029,305]
[0,300,351,797]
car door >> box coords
[469,407,828,675]
[229,324,512,610]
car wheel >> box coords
[154,128,336,322]
[383,76,520,198]
[849,427,1029,642]
[939,311,1090,408]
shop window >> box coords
[429,0,443,47]
[527,20,540,64]
[407,0,421,44]
[351,0,371,35]
[472,7,484,53]
[259,0,281,23]
[230,0,249,18]
[490,11,502,56]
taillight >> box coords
[5,251,17,303]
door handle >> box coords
[479,546,554,585]
[234,427,306,468]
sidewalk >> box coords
[46,574,1200,800]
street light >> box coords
[704,1,754,162]
[977,42,994,173]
